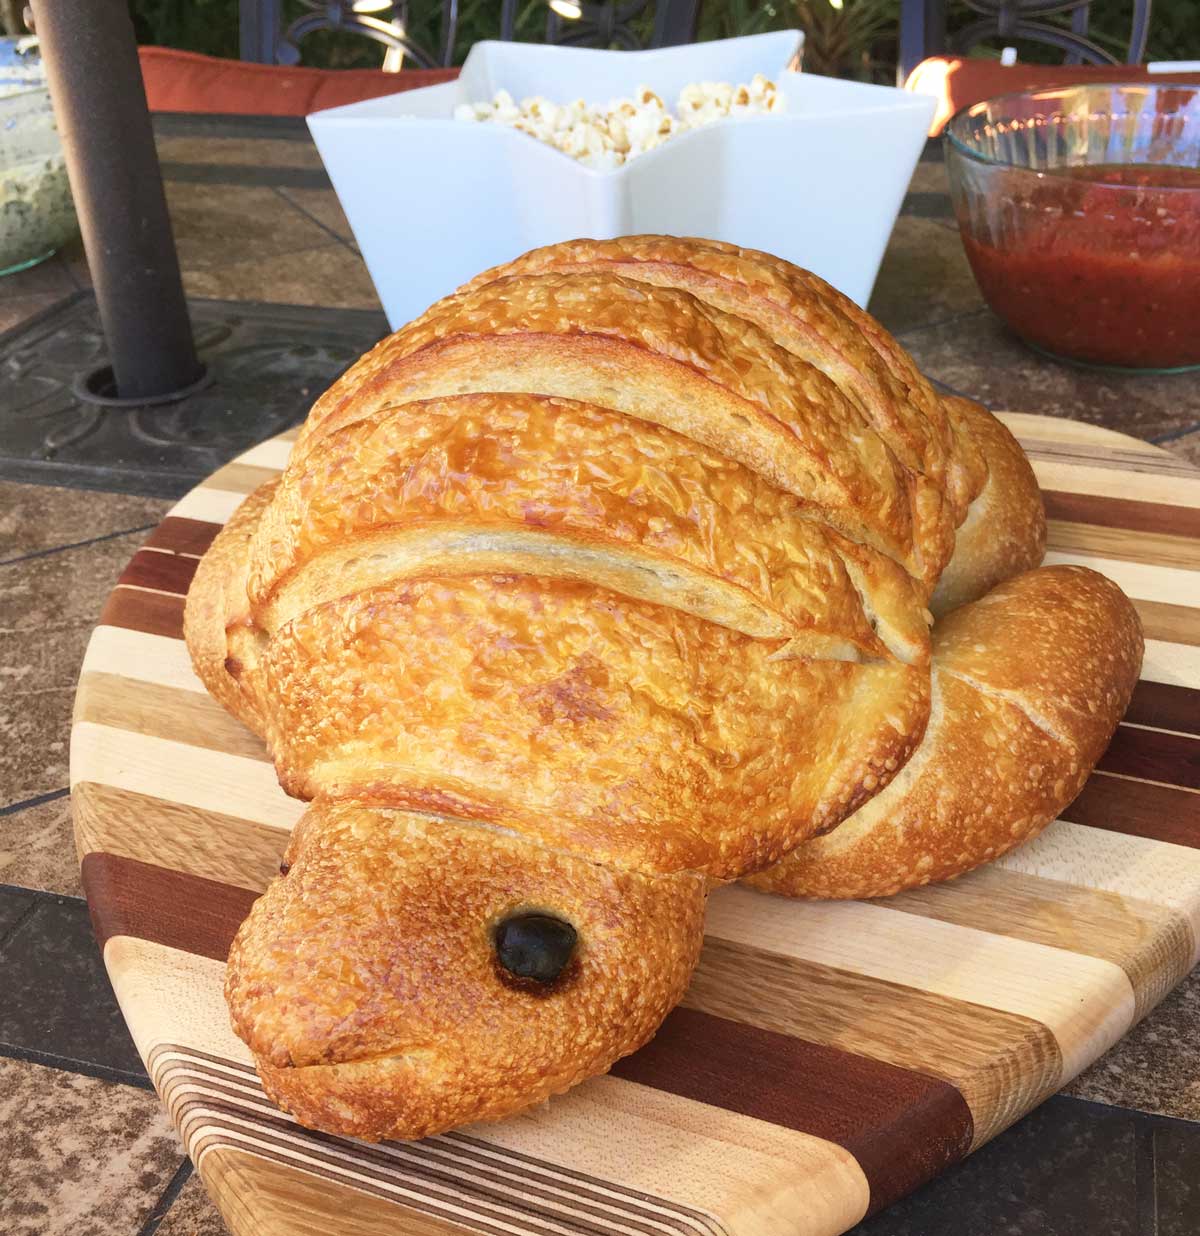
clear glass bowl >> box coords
[945,83,1200,373]
[1,39,79,277]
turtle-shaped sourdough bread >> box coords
[185,236,1143,1142]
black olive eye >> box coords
[494,913,577,984]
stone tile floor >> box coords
[1,115,1198,1236]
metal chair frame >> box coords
[240,0,700,69]
[898,0,1154,86]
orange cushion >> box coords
[138,46,459,116]
[906,56,1200,136]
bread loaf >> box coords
[184,235,1141,1141]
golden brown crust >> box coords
[463,237,953,483]
[294,271,933,581]
[460,236,960,581]
[930,398,1047,618]
[259,574,930,878]
[182,480,276,736]
[748,566,1143,899]
[226,805,706,1140]
[252,392,922,664]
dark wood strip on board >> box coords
[1098,725,1200,791]
[143,517,222,557]
[1062,773,1200,847]
[1126,680,1200,736]
[82,852,256,960]
[613,1006,973,1216]
[100,588,185,640]
[119,548,199,595]
[1042,490,1200,542]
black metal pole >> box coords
[30,0,203,400]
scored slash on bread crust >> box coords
[748,566,1143,900]
[183,235,1144,1142]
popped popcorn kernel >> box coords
[454,74,787,166]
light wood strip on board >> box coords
[170,487,253,526]
[77,673,269,763]
[1142,639,1200,689]
[1000,413,1170,452]
[683,940,1059,1150]
[82,626,205,694]
[1046,520,1200,572]
[155,1056,729,1236]
[995,819,1200,961]
[1041,550,1199,607]
[202,1148,506,1236]
[704,886,1135,1083]
[1133,601,1200,648]
[206,461,280,496]
[883,864,1194,1019]
[70,722,302,832]
[74,782,284,894]
[1021,458,1200,507]
[236,438,295,471]
[107,936,873,1236]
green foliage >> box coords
[130,0,239,59]
[128,0,1200,76]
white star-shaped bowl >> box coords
[308,32,935,328]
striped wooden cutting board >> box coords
[71,412,1200,1236]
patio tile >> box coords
[165,181,332,271]
[0,890,144,1079]
[0,798,81,898]
[1161,427,1200,469]
[0,885,36,941]
[182,243,380,311]
[277,186,356,244]
[0,293,65,337]
[157,1173,231,1236]
[0,1055,180,1236]
[1068,966,1200,1122]
[1157,1118,1200,1236]
[0,524,161,805]
[907,160,950,197]
[0,480,166,561]
[900,309,1200,439]
[851,1097,1139,1235]
[868,217,984,338]
[156,134,326,170]
[0,251,76,304]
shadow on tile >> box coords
[851,1097,1141,1236]
[868,217,984,337]
[0,891,145,1079]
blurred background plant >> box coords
[6,1,1191,78]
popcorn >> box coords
[454,76,787,167]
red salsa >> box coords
[959,163,1200,369]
